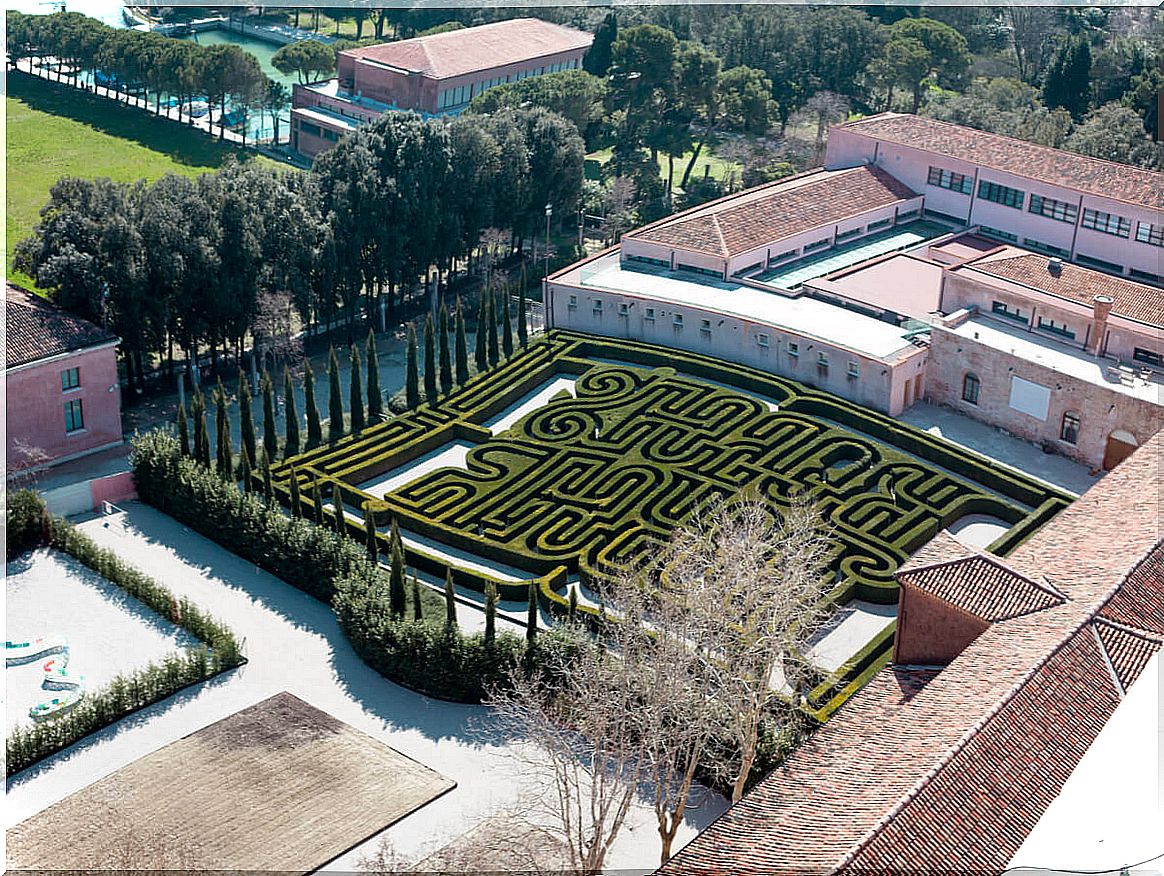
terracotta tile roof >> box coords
[897,550,1064,623]
[1094,618,1162,691]
[838,112,1163,210]
[968,252,1164,327]
[899,528,974,569]
[5,284,118,369]
[626,166,917,259]
[659,430,1164,876]
[1099,549,1164,635]
[342,18,592,81]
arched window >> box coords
[1060,411,1081,444]
[962,372,980,405]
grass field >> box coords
[5,73,277,287]
[6,692,455,873]
[585,145,742,188]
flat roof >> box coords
[564,252,919,361]
[625,166,917,259]
[806,253,945,322]
[291,105,360,132]
[947,315,1164,404]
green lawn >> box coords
[585,145,742,189]
[6,73,277,287]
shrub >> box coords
[6,489,48,559]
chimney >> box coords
[1047,257,1063,277]
[1088,294,1114,356]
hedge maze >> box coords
[274,331,1072,611]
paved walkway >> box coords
[4,502,726,871]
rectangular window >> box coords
[299,121,321,138]
[61,367,80,391]
[1036,317,1076,340]
[700,319,712,339]
[867,217,892,231]
[567,294,577,310]
[1021,238,1070,258]
[977,180,1025,209]
[64,399,84,433]
[677,263,722,279]
[1028,195,1078,224]
[769,249,798,265]
[835,227,863,242]
[592,298,603,315]
[803,238,831,253]
[991,301,1027,324]
[1075,253,1124,273]
[756,333,770,348]
[927,166,973,195]
[978,225,1018,243]
[618,302,629,317]
[788,342,799,357]
[1130,269,1163,283]
[1060,411,1080,445]
[673,314,683,328]
[1133,348,1163,367]
[644,307,656,321]
[847,361,860,378]
[1135,222,1164,247]
[1081,209,1130,237]
[817,351,829,366]
[626,254,670,269]
[896,209,921,222]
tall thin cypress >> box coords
[333,484,346,536]
[411,574,423,621]
[423,313,437,404]
[484,581,498,646]
[444,569,457,629]
[486,288,499,367]
[261,446,273,505]
[526,580,538,642]
[176,402,190,457]
[518,286,528,349]
[327,346,344,442]
[304,359,322,449]
[474,294,488,372]
[283,369,300,458]
[365,329,382,420]
[568,585,578,622]
[365,506,377,561]
[196,392,211,468]
[349,344,365,434]
[405,324,420,410]
[438,302,452,395]
[262,370,277,456]
[239,444,253,492]
[215,382,232,480]
[288,466,302,516]
[238,370,256,467]
[502,290,514,358]
[389,520,406,618]
[454,298,469,386]
[311,478,325,525]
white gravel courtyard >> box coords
[4,503,727,872]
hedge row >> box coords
[6,489,50,560]
[6,496,244,775]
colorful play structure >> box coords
[5,637,85,721]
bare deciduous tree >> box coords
[790,91,850,166]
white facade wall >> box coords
[545,280,929,416]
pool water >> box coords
[752,220,955,290]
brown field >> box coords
[6,692,455,874]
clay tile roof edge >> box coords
[897,549,1067,605]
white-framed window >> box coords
[567,294,577,309]
[788,342,799,357]
[673,313,684,328]
[756,333,770,348]
[817,351,830,366]
[618,302,629,317]
[1029,194,1078,224]
[592,298,603,315]
[847,361,860,378]
[927,166,973,194]
[1135,222,1164,247]
[1081,209,1130,238]
[700,319,712,339]
[644,307,655,321]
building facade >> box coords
[291,18,592,160]
[5,284,122,472]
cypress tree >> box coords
[215,382,233,480]
[518,286,528,349]
[424,313,438,404]
[333,486,346,536]
[486,288,499,367]
[191,390,206,466]
[389,520,406,618]
[304,359,322,449]
[474,293,488,373]
[262,370,277,456]
[438,302,452,395]
[349,344,365,434]
[405,324,420,410]
[568,585,578,622]
[365,507,377,561]
[283,369,300,458]
[444,569,457,629]
[526,580,538,642]
[239,444,253,493]
[176,402,190,457]
[484,581,498,646]
[238,370,256,468]
[328,346,344,442]
[502,290,514,358]
[288,466,302,516]
[411,574,423,621]
[311,478,325,525]
[366,329,382,420]
[196,392,211,468]
[454,298,469,386]
[261,446,273,505]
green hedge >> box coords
[6,489,49,560]
[6,515,244,775]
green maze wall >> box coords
[274,331,1072,607]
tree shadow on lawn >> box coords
[8,71,260,170]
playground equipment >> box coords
[6,638,86,722]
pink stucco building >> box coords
[5,284,122,473]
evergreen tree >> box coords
[484,581,498,646]
[288,467,301,516]
[365,507,377,561]
[475,293,488,373]
[424,313,438,404]
[405,324,420,409]
[349,344,365,433]
[526,579,538,643]
[568,584,578,622]
[333,485,346,536]
[584,11,616,77]
[366,329,382,420]
[215,382,233,480]
[389,520,407,618]
[283,369,300,458]
[311,478,325,525]
[238,370,257,468]
[486,288,500,367]
[454,298,470,386]
[438,302,452,395]
[196,392,211,468]
[304,359,323,449]
[411,574,423,621]
[191,391,206,466]
[239,444,253,493]
[1044,36,1092,121]
[328,346,344,442]
[262,370,277,456]
[518,286,529,349]
[176,402,190,457]
[502,290,514,359]
[261,446,274,505]
[444,569,457,629]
